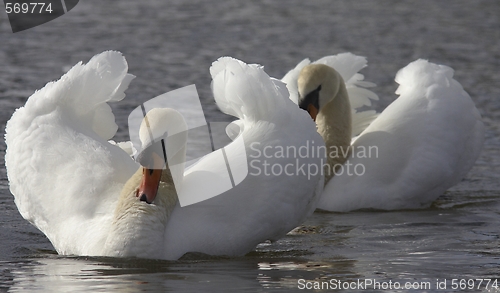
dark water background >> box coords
[0,1,499,292]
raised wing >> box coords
[5,51,139,255]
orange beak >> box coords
[136,152,165,204]
[137,168,162,204]
[307,104,319,121]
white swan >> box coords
[283,53,485,211]
[5,51,325,260]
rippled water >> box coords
[0,0,499,292]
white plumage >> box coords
[5,52,324,259]
[284,53,484,211]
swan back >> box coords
[319,59,485,211]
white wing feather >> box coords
[5,51,138,254]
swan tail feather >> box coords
[395,59,485,181]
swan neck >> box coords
[316,82,352,183]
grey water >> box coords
[0,0,499,292]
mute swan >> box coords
[5,51,325,260]
[284,53,485,211]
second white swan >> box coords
[284,53,484,211]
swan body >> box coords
[284,53,484,211]
[5,51,325,259]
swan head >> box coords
[135,108,187,204]
[297,64,346,121]
[297,64,352,183]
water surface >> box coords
[0,1,499,292]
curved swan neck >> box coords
[316,74,352,183]
[105,165,179,258]
[104,108,187,258]
[298,64,353,183]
